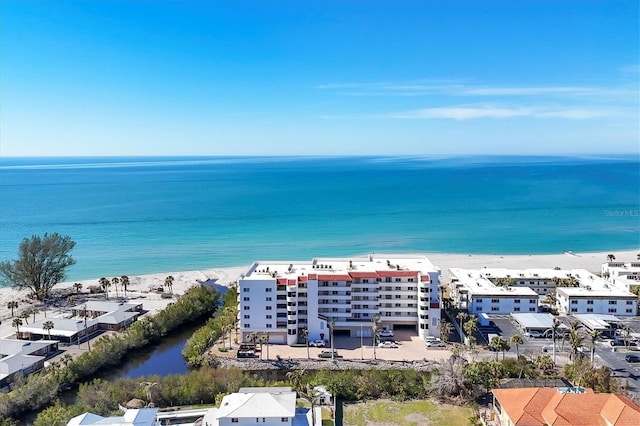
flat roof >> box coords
[511,313,555,330]
[242,254,440,282]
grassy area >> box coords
[343,399,473,426]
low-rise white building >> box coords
[602,261,640,293]
[449,268,539,315]
[238,254,441,345]
[449,268,638,317]
[0,338,58,388]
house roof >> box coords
[66,408,158,426]
[493,387,640,426]
[217,390,296,419]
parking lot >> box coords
[231,329,452,362]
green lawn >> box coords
[343,399,473,426]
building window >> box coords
[627,309,633,313]
[408,278,414,282]
[476,298,483,303]
[243,306,250,310]
[587,308,593,312]
[529,299,536,304]
[266,297,272,301]
[514,299,520,304]
[244,324,250,328]
[266,306,272,310]
[281,418,288,422]
[395,295,401,299]
[266,288,272,292]
[514,307,520,312]
[609,308,617,313]
[266,315,272,319]
[571,308,577,313]
[476,306,482,311]
[363,279,369,283]
[491,307,499,311]
[587,300,593,304]
[571,300,577,305]
[627,301,634,305]
[244,315,250,319]
[266,324,272,328]
[243,288,249,292]
[395,278,402,282]
[491,299,499,303]
[529,307,536,312]
[609,300,617,305]
[232,419,238,423]
[243,297,250,301]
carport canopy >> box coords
[572,314,619,331]
[511,313,554,332]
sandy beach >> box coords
[1,250,638,339]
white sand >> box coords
[1,250,638,339]
[0,265,248,339]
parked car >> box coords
[527,331,544,338]
[625,354,640,363]
[379,330,394,337]
[378,341,398,348]
[309,340,325,347]
[426,341,445,348]
[237,349,256,359]
[318,350,340,358]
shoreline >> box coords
[1,249,638,339]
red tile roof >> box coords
[287,279,296,286]
[308,274,317,280]
[420,275,431,282]
[376,270,419,278]
[317,274,353,281]
[297,276,308,283]
[277,278,287,284]
[349,272,381,279]
[492,387,640,426]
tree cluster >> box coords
[0,285,219,423]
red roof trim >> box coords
[349,272,381,279]
[420,276,431,282]
[376,271,419,277]
[277,278,287,284]
[317,274,352,281]
[298,276,308,283]
[288,279,296,286]
[308,274,317,280]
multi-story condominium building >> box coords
[449,268,540,315]
[237,254,441,345]
[449,268,638,317]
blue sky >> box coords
[1,0,638,156]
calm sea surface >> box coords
[1,156,638,282]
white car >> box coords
[378,341,398,348]
[379,330,394,337]
[426,341,445,348]
[309,340,325,347]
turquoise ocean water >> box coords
[1,156,638,282]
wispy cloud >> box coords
[385,105,616,121]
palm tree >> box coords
[43,320,54,339]
[511,334,524,358]
[121,275,130,297]
[589,330,599,365]
[99,277,110,300]
[20,309,30,325]
[489,336,511,360]
[437,320,452,344]
[607,254,616,262]
[7,301,18,317]
[328,317,337,360]
[30,307,39,322]
[549,319,561,365]
[568,329,584,360]
[73,282,83,294]
[111,277,120,298]
[12,317,23,335]
[535,354,554,376]
[83,305,91,351]
[300,327,310,359]
[165,275,174,294]
[463,315,478,347]
[372,315,381,360]
[261,331,270,360]
[140,382,158,407]
[286,368,306,394]
[456,312,467,334]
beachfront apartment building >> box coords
[237,254,441,345]
[449,268,540,315]
[449,268,638,317]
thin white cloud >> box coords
[385,105,617,120]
